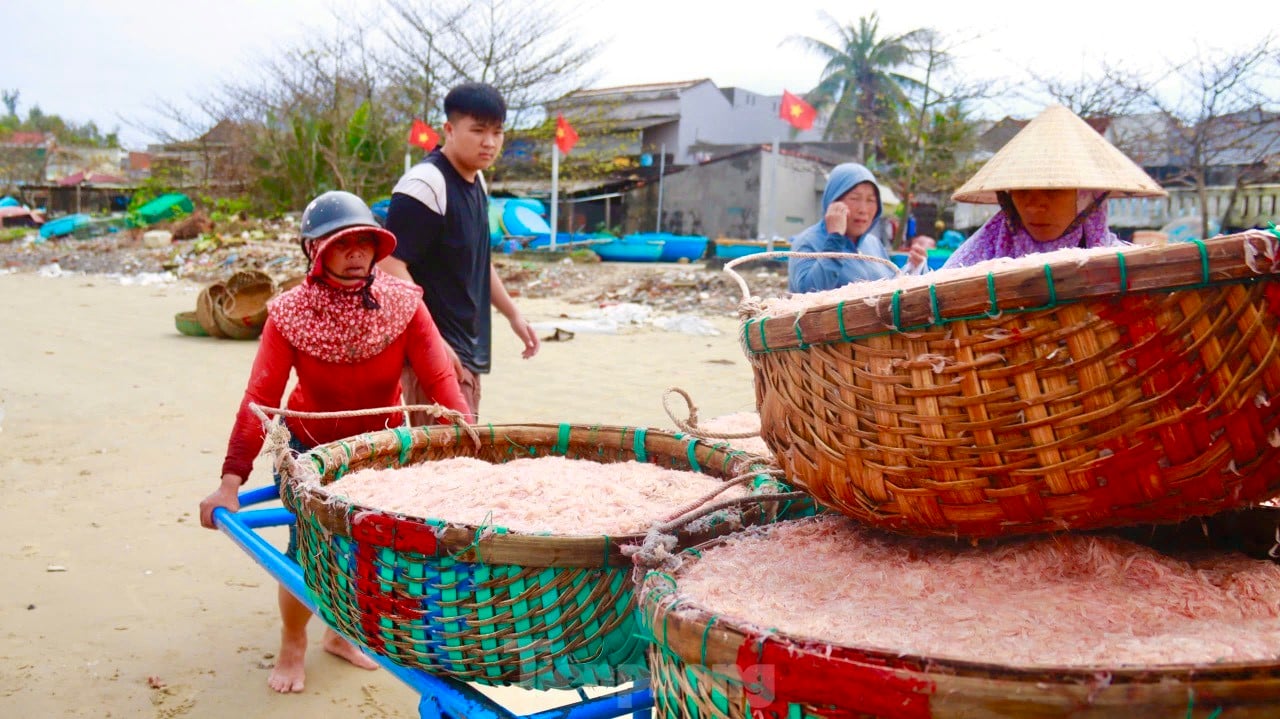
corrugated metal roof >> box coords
[57,171,128,186]
[578,115,679,132]
[561,79,710,102]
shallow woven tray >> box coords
[280,422,789,689]
[639,507,1280,719]
[174,310,207,337]
[736,231,1280,538]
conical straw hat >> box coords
[952,105,1167,204]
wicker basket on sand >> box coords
[730,230,1280,539]
[195,282,228,338]
[213,269,275,340]
[278,420,791,690]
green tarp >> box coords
[133,193,193,225]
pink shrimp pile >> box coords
[674,515,1280,667]
[327,456,748,535]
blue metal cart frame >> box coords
[214,485,654,719]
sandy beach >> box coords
[0,269,759,718]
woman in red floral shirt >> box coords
[198,190,468,693]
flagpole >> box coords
[550,144,560,252]
[768,138,779,248]
[655,143,665,233]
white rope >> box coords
[722,250,903,303]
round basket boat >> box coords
[195,282,228,338]
[638,509,1280,719]
[214,269,275,340]
[279,422,791,689]
[735,231,1280,538]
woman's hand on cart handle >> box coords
[199,473,244,529]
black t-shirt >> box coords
[386,150,492,373]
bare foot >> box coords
[322,630,379,670]
[268,634,307,693]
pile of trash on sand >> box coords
[0,212,790,318]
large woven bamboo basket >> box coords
[280,422,787,690]
[214,269,275,340]
[639,508,1280,719]
[735,231,1280,538]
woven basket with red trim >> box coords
[279,422,789,689]
[638,510,1280,719]
[739,231,1280,538]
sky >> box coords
[2,0,1273,150]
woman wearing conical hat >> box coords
[942,105,1167,269]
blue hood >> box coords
[820,163,882,233]
[787,162,896,292]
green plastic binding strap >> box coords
[601,535,611,567]
[334,440,352,480]
[632,427,648,463]
[741,319,753,350]
[553,423,571,455]
[700,614,718,668]
[1043,264,1057,306]
[1269,221,1280,240]
[1193,238,1210,285]
[836,300,853,341]
[928,284,941,324]
[392,426,413,466]
[942,273,1001,324]
[1116,251,1129,294]
[1163,238,1214,292]
[890,289,934,332]
[793,319,808,349]
[757,316,770,351]
[685,439,701,473]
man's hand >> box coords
[443,341,465,379]
[509,315,540,359]
[824,203,848,235]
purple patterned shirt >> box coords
[943,192,1126,269]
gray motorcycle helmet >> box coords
[300,190,379,241]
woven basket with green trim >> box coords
[638,514,1280,719]
[739,231,1280,539]
[280,422,791,689]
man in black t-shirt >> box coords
[380,83,540,421]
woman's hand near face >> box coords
[824,202,849,235]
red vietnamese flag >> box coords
[779,90,817,131]
[555,114,579,155]
[408,118,439,152]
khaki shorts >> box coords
[401,364,479,426]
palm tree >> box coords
[789,12,927,163]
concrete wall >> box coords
[623,149,827,239]
[762,152,825,240]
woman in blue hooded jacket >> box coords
[788,163,927,293]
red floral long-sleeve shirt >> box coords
[221,305,468,482]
